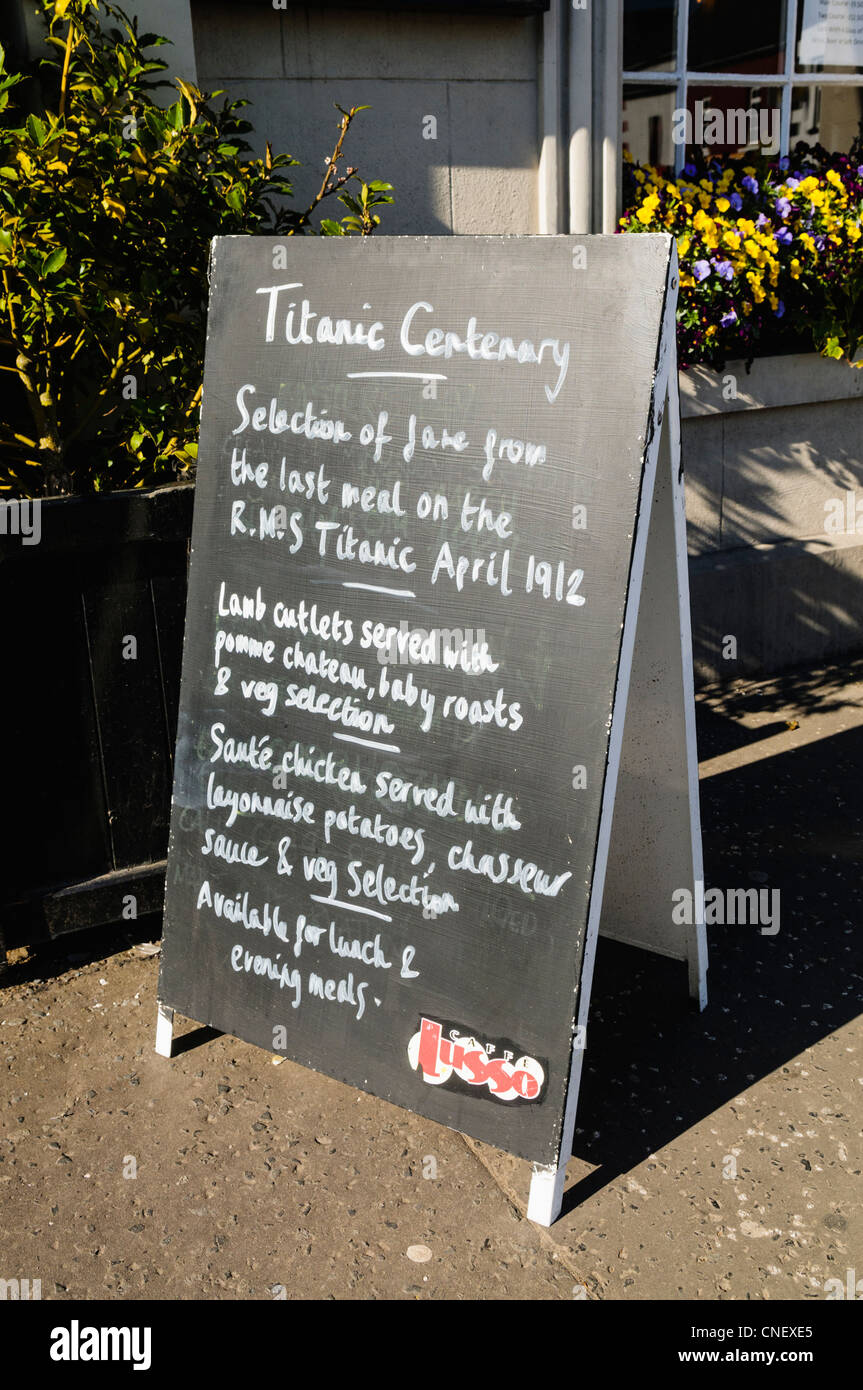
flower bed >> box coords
[620,145,863,371]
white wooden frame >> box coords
[623,0,863,174]
[527,256,707,1225]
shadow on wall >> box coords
[690,542,863,682]
[683,398,863,681]
[188,1,540,235]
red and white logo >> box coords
[408,1017,545,1102]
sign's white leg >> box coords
[527,1162,567,1226]
[155,1002,174,1058]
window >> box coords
[623,0,863,172]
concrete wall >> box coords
[681,355,863,683]
[189,2,542,235]
[127,0,198,100]
[13,0,197,103]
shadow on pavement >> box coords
[562,712,863,1217]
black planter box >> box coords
[1,484,194,958]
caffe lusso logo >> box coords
[408,1017,545,1102]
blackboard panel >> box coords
[159,234,674,1166]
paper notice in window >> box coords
[799,0,863,66]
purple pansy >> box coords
[720,310,738,327]
[693,259,712,282]
[774,300,785,318]
[775,196,791,218]
[786,177,800,190]
[729,192,743,211]
[683,163,697,177]
[775,226,793,245]
[742,175,759,194]
[712,258,734,281]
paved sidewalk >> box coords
[2,660,861,1299]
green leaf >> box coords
[26,114,47,147]
[144,108,166,139]
[319,219,345,236]
[42,246,68,275]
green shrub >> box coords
[0,0,393,497]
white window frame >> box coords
[622,0,863,173]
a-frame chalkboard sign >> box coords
[155,234,706,1226]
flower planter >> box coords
[1,483,194,962]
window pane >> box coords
[624,0,678,72]
[796,0,863,75]
[790,83,863,150]
[688,0,788,75]
[685,84,784,159]
[623,83,678,168]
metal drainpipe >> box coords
[569,1,593,234]
[596,0,623,234]
[539,0,566,234]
